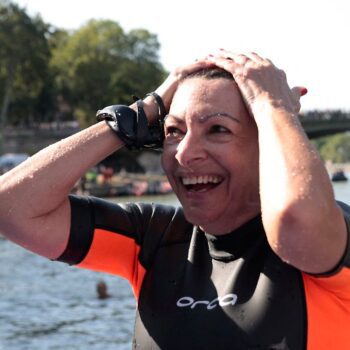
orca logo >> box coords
[176,293,237,310]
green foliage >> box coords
[50,19,165,127]
[313,133,350,163]
[0,0,51,125]
[0,2,165,128]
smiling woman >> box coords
[0,51,350,350]
[162,70,260,234]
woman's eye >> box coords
[165,126,184,138]
[209,125,230,134]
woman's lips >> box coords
[181,174,223,186]
[179,174,224,193]
[185,182,221,193]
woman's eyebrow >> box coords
[164,112,240,124]
[199,113,240,124]
[164,114,185,124]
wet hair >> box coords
[182,67,234,82]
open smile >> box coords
[181,175,223,193]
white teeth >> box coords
[182,178,192,185]
[181,175,222,186]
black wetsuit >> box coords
[56,196,350,350]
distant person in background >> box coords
[96,280,111,300]
[0,50,349,349]
[99,165,114,183]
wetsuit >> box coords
[56,196,350,350]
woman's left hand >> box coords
[209,50,349,275]
[207,50,307,119]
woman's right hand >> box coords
[143,59,214,122]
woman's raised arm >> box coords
[0,59,213,260]
[208,51,347,274]
[0,122,123,258]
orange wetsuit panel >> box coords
[77,228,146,299]
[303,268,350,350]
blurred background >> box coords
[1,0,350,348]
[1,0,350,175]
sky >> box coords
[14,0,350,111]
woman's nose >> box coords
[175,132,207,168]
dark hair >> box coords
[183,67,234,82]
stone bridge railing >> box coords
[2,124,80,154]
[300,110,350,138]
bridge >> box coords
[1,111,350,154]
[301,110,350,139]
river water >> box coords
[0,185,349,350]
[0,194,180,350]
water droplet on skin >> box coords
[271,242,280,250]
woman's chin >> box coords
[182,208,220,231]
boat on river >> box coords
[331,170,348,182]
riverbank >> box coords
[72,173,172,198]
[325,162,350,174]
[63,162,350,199]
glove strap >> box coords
[96,103,164,150]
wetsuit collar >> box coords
[203,215,263,261]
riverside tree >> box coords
[316,133,350,163]
[0,2,165,130]
[50,19,166,127]
[0,0,51,128]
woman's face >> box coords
[161,77,261,234]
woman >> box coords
[0,51,349,349]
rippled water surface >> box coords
[0,185,349,350]
[0,243,134,350]
[0,194,179,350]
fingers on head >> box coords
[245,52,265,62]
[218,51,249,64]
[292,86,308,98]
[229,52,269,65]
[214,50,275,65]
[209,56,238,73]
[291,86,307,113]
[234,54,250,64]
[191,58,215,69]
